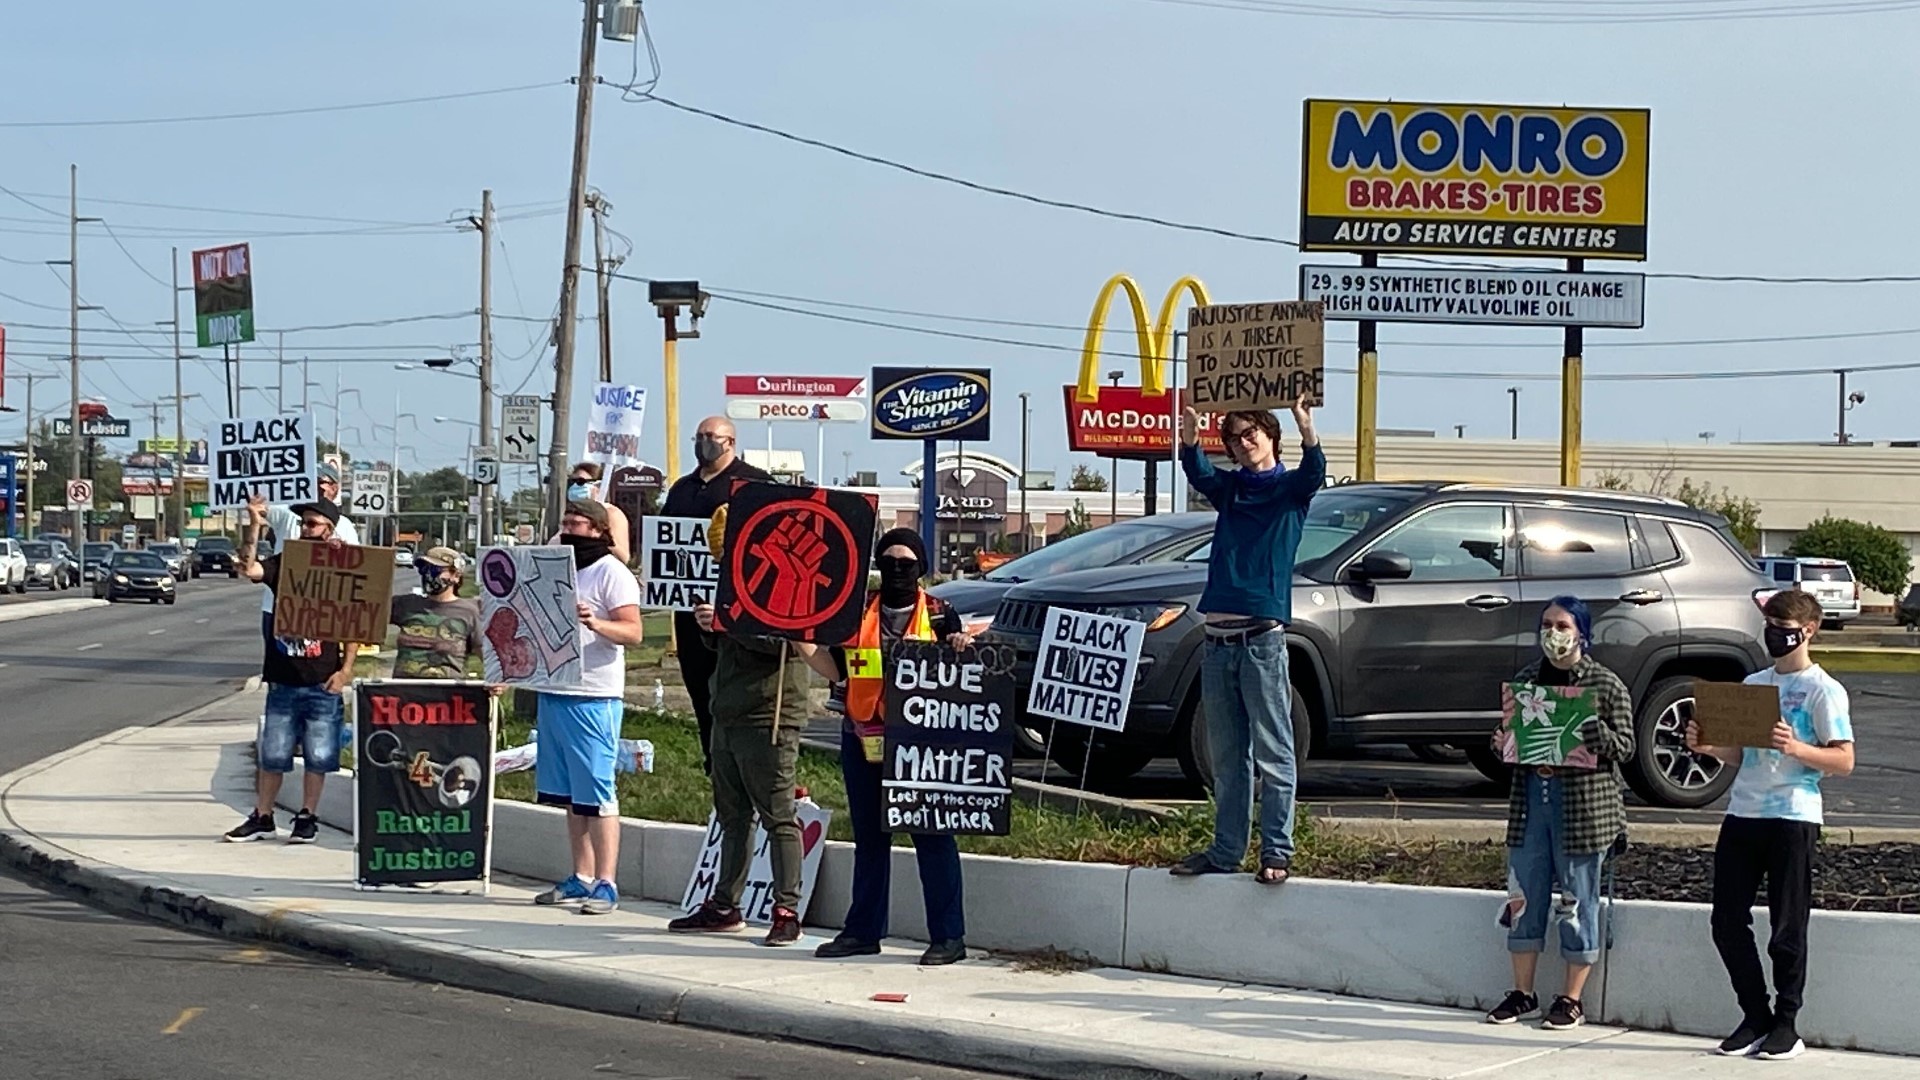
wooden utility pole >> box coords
[545,0,601,532]
[588,192,618,383]
[477,189,496,544]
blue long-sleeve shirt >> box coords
[1182,442,1326,623]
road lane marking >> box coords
[148,627,166,635]
[194,617,210,625]
[161,1007,204,1035]
[78,642,102,651]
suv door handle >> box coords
[1619,589,1665,605]
[1464,594,1513,610]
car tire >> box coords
[1179,680,1315,794]
[1623,675,1737,809]
[164,596,176,605]
[1463,742,1510,784]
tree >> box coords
[1787,516,1913,596]
[1673,479,1762,553]
[1058,499,1094,539]
[1068,464,1108,492]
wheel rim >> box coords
[1651,695,1723,791]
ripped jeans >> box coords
[1506,772,1605,965]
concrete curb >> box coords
[0,597,108,623]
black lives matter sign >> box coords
[1026,607,1146,733]
[1185,301,1325,411]
[211,413,315,510]
[641,516,718,611]
[882,642,1014,836]
[354,680,495,887]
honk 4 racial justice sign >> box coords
[353,680,496,888]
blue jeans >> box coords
[1200,630,1298,868]
[260,683,343,773]
[1507,772,1606,965]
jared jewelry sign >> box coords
[1300,265,1645,328]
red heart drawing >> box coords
[801,819,823,854]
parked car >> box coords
[147,541,193,580]
[1899,584,1920,630]
[1755,556,1860,628]
[394,544,416,569]
[94,549,177,604]
[19,540,76,590]
[81,542,119,582]
[0,538,26,593]
[981,482,1773,809]
[195,535,240,577]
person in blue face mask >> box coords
[548,461,631,565]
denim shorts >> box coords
[260,683,344,774]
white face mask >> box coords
[1540,627,1581,663]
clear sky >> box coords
[1,0,1915,494]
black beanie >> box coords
[874,526,927,567]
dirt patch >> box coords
[1611,842,1920,914]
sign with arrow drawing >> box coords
[476,545,582,690]
[500,396,541,465]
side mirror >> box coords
[1352,550,1413,582]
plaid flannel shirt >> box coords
[1504,656,1637,856]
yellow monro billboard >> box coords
[1300,99,1650,260]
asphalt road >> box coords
[0,576,1012,1080]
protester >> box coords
[548,462,631,565]
[814,527,973,966]
[1484,597,1634,1031]
[1687,589,1854,1061]
[258,466,358,640]
[661,416,770,771]
[1169,400,1323,884]
[389,546,483,680]
[528,500,644,916]
[223,496,357,844]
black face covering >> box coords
[876,555,921,607]
[560,533,613,569]
[1764,623,1805,659]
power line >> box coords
[98,220,172,288]
[10,191,445,227]
[0,80,565,129]
[1113,0,1920,23]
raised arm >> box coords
[1179,407,1228,505]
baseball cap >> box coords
[563,499,610,531]
[317,463,341,484]
[420,546,465,569]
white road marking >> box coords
[78,642,102,651]
[149,627,167,636]
[194,617,210,625]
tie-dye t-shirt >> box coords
[1724,664,1852,824]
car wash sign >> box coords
[192,243,256,347]
[1300,100,1651,260]
[869,367,991,441]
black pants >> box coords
[673,611,719,771]
[1711,815,1819,1023]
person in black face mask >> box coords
[815,528,975,966]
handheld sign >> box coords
[273,540,396,645]
[211,413,315,509]
[476,546,583,690]
[713,482,876,644]
[1185,301,1325,411]
[641,516,718,611]
[882,641,1014,836]
[354,680,495,888]
[1692,680,1782,749]
[1027,608,1146,732]
[1498,682,1601,768]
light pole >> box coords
[1106,370,1123,522]
[648,280,707,482]
[1018,391,1031,549]
[1836,369,1866,445]
[1507,387,1520,440]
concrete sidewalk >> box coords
[0,692,1905,1080]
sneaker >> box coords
[532,875,592,907]
[578,880,619,915]
[763,906,802,946]
[223,811,277,842]
[1485,989,1540,1025]
[1757,1020,1805,1061]
[1717,1015,1773,1057]
[1542,995,1585,1030]
[668,899,746,933]
[287,810,319,844]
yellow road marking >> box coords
[161,1007,204,1035]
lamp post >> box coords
[1106,370,1123,522]
[1018,391,1030,550]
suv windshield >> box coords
[197,537,235,552]
[113,552,168,570]
[985,517,1198,582]
[22,543,52,559]
[84,544,114,559]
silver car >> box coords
[1757,556,1860,628]
[146,542,193,580]
[0,538,25,593]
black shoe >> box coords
[1485,989,1539,1025]
[667,899,746,934]
[1168,852,1235,877]
[287,810,319,844]
[815,935,882,959]
[1757,1019,1805,1061]
[223,811,276,842]
[1717,1014,1773,1057]
[919,939,966,966]
[763,906,802,947]
[1542,995,1585,1030]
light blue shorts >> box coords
[534,693,622,817]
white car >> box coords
[0,538,26,594]
[1757,556,1861,628]
[394,548,415,568]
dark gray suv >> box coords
[982,482,1772,808]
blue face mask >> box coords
[566,482,592,501]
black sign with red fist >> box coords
[713,482,876,645]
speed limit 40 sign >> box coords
[348,467,391,517]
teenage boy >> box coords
[1687,589,1854,1062]
[389,547,483,680]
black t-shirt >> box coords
[1534,659,1577,687]
[660,457,772,520]
[259,555,347,688]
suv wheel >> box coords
[1178,682,1314,793]
[1624,676,1737,809]
[1462,742,1509,785]
[1047,728,1160,789]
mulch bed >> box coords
[1610,843,1920,914]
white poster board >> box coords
[681,801,833,925]
[475,546,583,690]
[1026,608,1147,732]
[583,382,648,470]
[210,413,316,510]
[640,516,718,611]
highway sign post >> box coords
[66,479,93,509]
[349,466,392,517]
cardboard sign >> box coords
[272,540,396,644]
[713,482,876,644]
[211,413,315,509]
[882,641,1015,836]
[1693,680,1782,749]
[640,516,718,611]
[353,680,495,888]
[476,546,583,690]
[680,801,832,924]
[1498,682,1600,768]
[1185,301,1325,412]
[1027,608,1146,733]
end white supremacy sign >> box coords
[640,516,718,610]
[1026,608,1146,733]
[211,413,316,510]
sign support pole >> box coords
[1560,257,1585,487]
[919,438,937,570]
[1169,330,1183,514]
[1355,253,1379,482]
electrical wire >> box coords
[98,220,173,289]
[10,191,443,227]
[1112,0,1920,23]
[0,81,565,129]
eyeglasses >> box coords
[1224,426,1262,444]
[299,519,330,532]
[568,476,592,485]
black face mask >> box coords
[560,533,613,569]
[1764,623,1806,659]
[876,555,921,606]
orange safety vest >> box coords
[845,592,936,762]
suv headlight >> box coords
[33,562,50,573]
[1093,603,1188,632]
[113,574,129,584]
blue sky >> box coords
[1,0,1915,492]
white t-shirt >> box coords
[1724,664,1853,825]
[259,504,361,614]
[550,553,642,699]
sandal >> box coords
[1254,860,1291,885]
[1169,852,1235,877]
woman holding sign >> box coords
[1485,596,1634,1032]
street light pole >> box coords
[1507,386,1520,441]
[1107,370,1123,523]
[472,190,497,544]
[1018,391,1030,549]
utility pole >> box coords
[587,191,618,383]
[546,0,602,532]
[55,165,101,553]
[1107,370,1122,523]
[145,400,165,540]
[476,189,496,545]
[21,373,43,536]
[275,330,285,413]
[170,247,188,540]
[1018,391,1030,548]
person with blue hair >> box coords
[1484,594,1635,1031]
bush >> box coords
[1787,516,1914,596]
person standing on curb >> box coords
[224,496,357,844]
[257,464,358,641]
[528,501,644,916]
[1169,400,1323,885]
[1688,589,1854,1062]
[388,547,484,680]
[1484,596,1634,1032]
[548,462,632,565]
[815,528,974,967]
[661,416,770,772]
